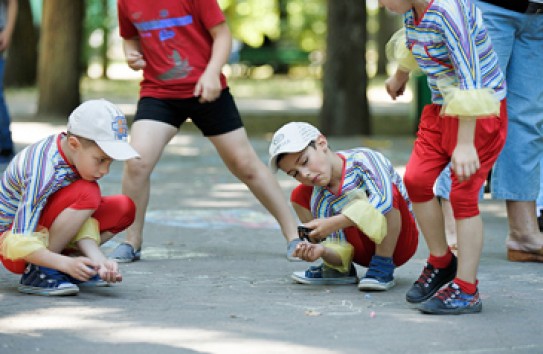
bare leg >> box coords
[412,197,449,257]
[375,208,401,258]
[456,215,483,283]
[48,208,94,253]
[209,128,298,242]
[122,120,178,250]
[441,199,457,251]
[505,200,543,251]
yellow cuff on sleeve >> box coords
[437,76,500,118]
[321,239,354,273]
[386,28,419,72]
[341,199,387,244]
[67,217,101,249]
[0,228,49,260]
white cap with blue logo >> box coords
[67,99,140,160]
[268,122,321,173]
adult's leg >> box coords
[208,128,298,243]
[478,1,543,255]
[0,56,14,155]
[121,120,178,250]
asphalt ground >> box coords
[0,94,542,354]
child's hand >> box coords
[63,256,98,282]
[303,217,340,242]
[452,142,480,182]
[126,50,146,71]
[293,242,326,262]
[97,260,122,283]
[385,70,409,100]
[194,70,221,103]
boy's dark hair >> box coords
[275,140,316,168]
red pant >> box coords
[404,101,507,219]
[2,180,135,273]
[291,184,418,267]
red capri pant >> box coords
[2,180,136,274]
[403,101,507,219]
[291,184,419,267]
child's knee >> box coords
[107,196,136,234]
[403,171,434,202]
[69,180,102,210]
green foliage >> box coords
[221,0,326,52]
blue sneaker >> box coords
[418,281,482,315]
[358,255,395,291]
[291,263,358,285]
[18,264,79,296]
[109,243,141,263]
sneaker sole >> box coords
[291,272,358,285]
[78,281,110,288]
[418,302,483,315]
[18,285,79,296]
[358,279,395,291]
[112,257,140,263]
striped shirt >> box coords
[309,148,412,242]
[404,0,506,103]
[0,134,79,235]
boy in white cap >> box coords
[0,99,139,296]
[269,122,419,290]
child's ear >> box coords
[316,135,328,150]
[67,135,83,151]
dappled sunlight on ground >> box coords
[0,306,340,354]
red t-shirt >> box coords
[117,0,228,99]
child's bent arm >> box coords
[77,238,107,265]
[385,69,410,100]
[24,249,97,281]
[123,38,146,71]
[304,214,354,242]
[194,22,231,102]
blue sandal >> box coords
[109,243,141,263]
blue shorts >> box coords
[134,87,243,137]
[475,1,543,200]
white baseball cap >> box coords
[268,122,321,173]
[67,99,140,160]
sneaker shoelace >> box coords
[416,263,438,285]
[435,283,458,302]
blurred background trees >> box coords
[5,0,403,136]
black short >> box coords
[134,87,243,137]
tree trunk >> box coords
[320,0,369,136]
[100,0,110,79]
[5,0,38,87]
[37,0,84,116]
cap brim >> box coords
[96,140,140,161]
[268,141,309,173]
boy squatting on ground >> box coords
[268,122,419,291]
[383,0,507,314]
[0,100,139,296]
